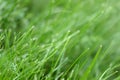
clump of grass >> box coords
[0,0,120,80]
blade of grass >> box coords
[103,71,118,80]
[62,48,89,78]
[81,45,102,80]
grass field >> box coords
[0,0,120,80]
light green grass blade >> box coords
[81,45,102,80]
[62,48,89,78]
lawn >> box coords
[0,0,120,80]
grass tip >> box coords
[88,48,90,50]
[68,30,71,33]
[115,71,118,73]
[31,25,35,29]
[100,45,103,48]
[77,30,80,33]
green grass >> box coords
[0,0,120,80]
